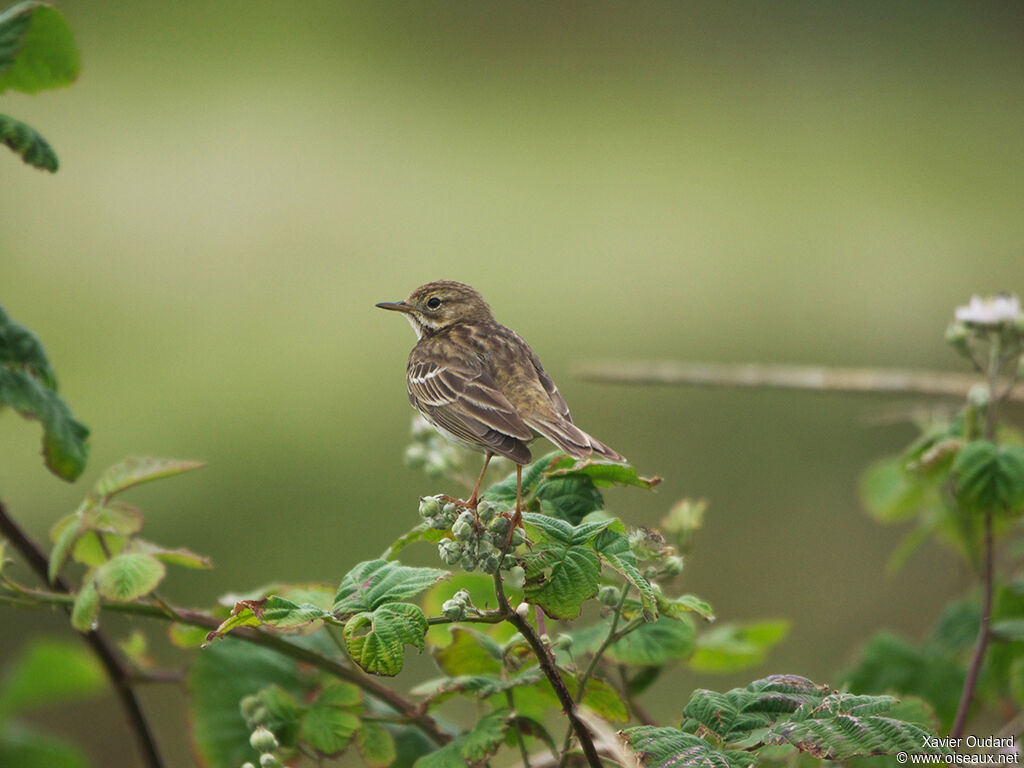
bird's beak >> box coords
[375,300,413,313]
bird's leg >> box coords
[505,464,524,548]
[465,452,493,510]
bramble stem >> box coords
[492,572,604,768]
[0,501,166,768]
[0,583,452,747]
[949,509,994,738]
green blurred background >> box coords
[1,1,1022,764]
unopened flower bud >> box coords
[452,518,475,542]
[598,585,620,607]
[477,500,496,523]
[442,598,466,620]
[249,726,279,754]
[944,321,970,354]
[438,538,463,565]
[488,515,511,535]
[508,527,526,547]
[515,602,530,619]
[418,496,442,518]
[260,754,281,768]
[404,444,428,469]
[663,555,684,575]
[460,554,479,572]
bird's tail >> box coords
[526,417,627,465]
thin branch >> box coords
[506,689,532,768]
[1,585,452,746]
[492,572,604,768]
[575,361,1024,402]
[949,509,994,738]
[0,500,166,768]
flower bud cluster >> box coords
[441,589,473,620]
[236,704,281,768]
[947,295,1024,384]
[404,415,463,480]
[419,495,459,530]
[436,499,525,574]
[627,526,685,581]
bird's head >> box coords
[376,281,494,339]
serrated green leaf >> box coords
[187,638,307,768]
[460,708,514,762]
[92,552,165,600]
[0,111,57,171]
[412,742,463,768]
[572,615,696,667]
[253,684,302,747]
[334,559,447,615]
[433,627,502,676]
[91,456,205,499]
[344,602,428,676]
[205,596,332,642]
[357,720,397,767]
[133,539,212,569]
[535,473,604,524]
[523,542,601,620]
[660,593,715,621]
[764,713,939,759]
[70,579,99,633]
[549,460,662,490]
[601,549,658,621]
[0,366,87,480]
[622,726,755,768]
[689,620,789,673]
[953,440,1024,514]
[0,304,55,386]
[81,503,143,535]
[578,676,628,722]
[317,682,361,709]
[0,3,78,94]
[483,451,565,504]
[71,530,126,567]
[0,639,104,717]
[300,703,360,756]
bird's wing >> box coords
[407,356,533,462]
[526,346,573,423]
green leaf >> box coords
[187,638,308,768]
[860,457,928,523]
[334,559,447,615]
[535,472,604,524]
[357,720,397,767]
[91,456,205,499]
[548,460,662,490]
[600,548,658,621]
[70,579,99,633]
[623,726,754,768]
[953,440,1024,514]
[0,722,89,768]
[0,311,88,478]
[764,712,940,759]
[381,522,448,560]
[343,602,428,676]
[133,539,212,569]
[1010,656,1024,708]
[250,684,302,748]
[659,592,715,621]
[205,596,332,642]
[81,503,143,535]
[412,669,544,707]
[840,630,964,730]
[483,451,564,504]
[578,676,628,722]
[92,552,165,600]
[47,510,81,583]
[0,640,104,717]
[300,702,360,756]
[991,618,1024,642]
[573,615,696,667]
[0,3,78,93]
[70,529,125,568]
[689,620,789,673]
[0,113,56,170]
[413,709,513,767]
[433,627,502,676]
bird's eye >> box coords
[426,297,442,309]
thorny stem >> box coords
[0,501,167,768]
[491,571,604,768]
[951,334,1005,739]
[0,585,452,747]
[557,588,636,768]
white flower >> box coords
[954,294,1021,326]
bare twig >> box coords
[576,361,1024,402]
[0,500,166,768]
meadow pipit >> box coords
[377,280,626,529]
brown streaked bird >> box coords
[377,280,626,527]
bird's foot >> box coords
[503,507,523,549]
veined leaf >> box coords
[132,539,212,569]
[333,559,447,616]
[433,627,502,676]
[548,460,662,490]
[622,726,754,768]
[357,720,397,767]
[299,684,362,756]
[0,2,79,93]
[953,440,1024,515]
[343,602,428,676]
[412,669,544,707]
[0,314,88,479]
[0,111,58,170]
[205,596,332,643]
[413,709,513,767]
[91,456,205,499]
[93,552,165,601]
